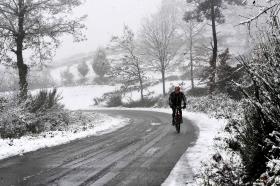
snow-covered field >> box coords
[0,112,130,160]
[31,85,120,110]
[57,85,120,110]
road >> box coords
[0,110,199,186]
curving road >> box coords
[0,110,199,186]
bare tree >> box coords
[140,6,182,96]
[0,0,86,100]
[183,11,205,89]
[110,26,146,101]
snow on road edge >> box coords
[162,112,227,186]
[92,107,227,185]
[0,113,130,161]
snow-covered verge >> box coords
[162,112,227,186]
[0,112,130,160]
[92,107,226,186]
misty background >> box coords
[55,0,162,61]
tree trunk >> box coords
[139,77,144,101]
[17,49,28,100]
[209,0,218,95]
[161,68,166,96]
[138,70,144,101]
[17,0,28,100]
[189,25,194,89]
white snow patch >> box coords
[151,122,161,126]
[0,113,130,161]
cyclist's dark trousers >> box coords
[172,107,182,121]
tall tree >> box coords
[184,0,243,94]
[77,61,89,82]
[110,26,146,101]
[0,0,86,100]
[140,5,182,96]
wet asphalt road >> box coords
[0,110,199,186]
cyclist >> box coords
[169,86,186,125]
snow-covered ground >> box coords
[32,85,120,110]
[57,85,120,110]
[0,112,130,160]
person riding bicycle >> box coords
[169,86,186,125]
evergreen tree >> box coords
[77,61,89,82]
[92,49,110,78]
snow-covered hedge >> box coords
[0,89,70,139]
[185,94,242,119]
[198,30,280,185]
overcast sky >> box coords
[54,0,162,61]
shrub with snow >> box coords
[198,30,280,185]
[186,94,241,119]
[0,89,70,138]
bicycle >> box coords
[174,106,183,133]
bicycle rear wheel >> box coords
[175,122,180,133]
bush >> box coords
[123,97,159,108]
[199,153,244,186]
[0,89,69,138]
[0,110,27,138]
[186,87,208,97]
[0,97,7,112]
[106,94,123,107]
[225,32,280,183]
[186,94,242,119]
[25,88,62,113]
[93,76,110,85]
[199,30,280,185]
[25,109,69,133]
